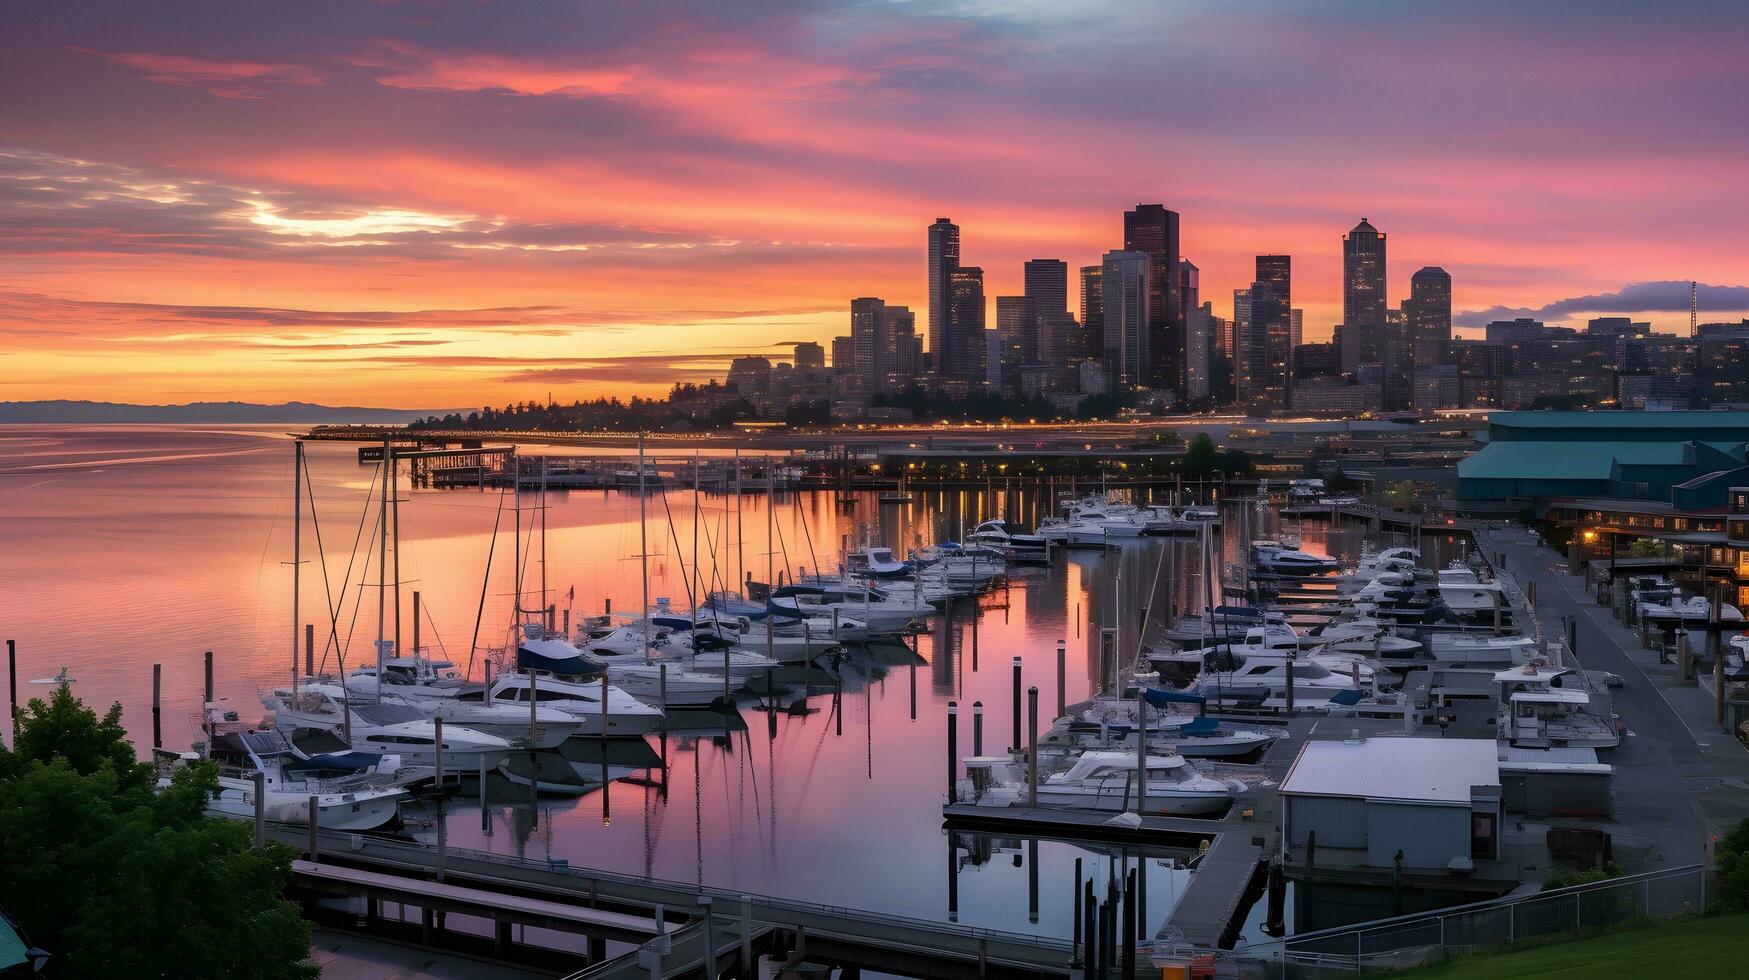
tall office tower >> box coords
[1079,265,1104,360]
[1024,259,1068,363]
[927,218,959,369]
[1406,266,1452,367]
[1342,218,1387,367]
[1037,312,1079,372]
[1381,307,1412,411]
[1123,204,1182,393]
[883,305,918,390]
[995,295,1035,389]
[849,297,888,394]
[1178,259,1200,321]
[1185,301,1214,402]
[1232,288,1256,401]
[1290,309,1304,350]
[1253,255,1293,409]
[792,341,825,371]
[946,266,986,384]
[1101,250,1151,387]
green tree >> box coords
[1182,433,1218,475]
[1714,816,1749,911]
[0,687,316,978]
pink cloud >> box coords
[74,47,324,99]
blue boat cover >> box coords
[1175,717,1221,736]
[516,646,595,676]
[285,751,382,775]
[1143,687,1207,707]
[1326,688,1365,705]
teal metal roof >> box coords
[1459,441,1723,480]
[1489,411,1749,430]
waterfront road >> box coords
[1475,525,1749,867]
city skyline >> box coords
[5,1,1749,406]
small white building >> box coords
[1280,736,1502,871]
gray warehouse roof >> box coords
[1279,736,1499,804]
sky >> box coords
[3,0,1748,408]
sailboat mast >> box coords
[513,449,522,617]
[692,454,701,610]
[392,439,402,659]
[734,449,743,595]
[377,436,389,700]
[639,433,650,660]
[292,440,303,696]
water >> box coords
[0,424,1469,945]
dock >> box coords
[277,827,1075,978]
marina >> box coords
[3,424,1746,976]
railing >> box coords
[1217,864,1706,976]
[300,829,1071,956]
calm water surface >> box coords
[0,425,1465,945]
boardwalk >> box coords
[276,827,1074,979]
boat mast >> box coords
[692,454,701,611]
[292,440,303,697]
[639,433,650,661]
[392,438,402,661]
[734,449,743,596]
[377,436,389,700]
[513,450,522,619]
[539,454,549,620]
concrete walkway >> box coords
[311,929,552,979]
[1474,524,1749,865]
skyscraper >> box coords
[1406,266,1452,367]
[1342,218,1387,368]
[1179,260,1205,401]
[995,295,1034,390]
[792,341,825,371]
[1024,259,1068,363]
[1381,306,1412,411]
[946,266,986,384]
[1101,250,1150,387]
[927,218,959,368]
[1232,288,1256,402]
[1253,255,1293,409]
[1123,204,1182,393]
[848,298,917,393]
[1080,265,1104,360]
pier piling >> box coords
[308,795,319,863]
[6,639,14,740]
[1056,639,1066,718]
[946,701,958,800]
[203,650,214,739]
[972,701,983,756]
[252,770,265,847]
[151,663,162,749]
[1010,657,1022,751]
[304,624,314,679]
[1027,687,1039,807]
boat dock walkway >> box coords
[276,827,1075,978]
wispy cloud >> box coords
[1456,281,1749,329]
[73,47,324,99]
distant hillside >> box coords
[0,400,467,424]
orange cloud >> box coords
[73,47,323,98]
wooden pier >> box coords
[276,827,1074,978]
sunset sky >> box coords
[4,0,1748,408]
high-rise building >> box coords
[1186,301,1213,402]
[792,341,825,371]
[1178,259,1200,320]
[1024,259,1068,363]
[1037,312,1079,374]
[946,266,986,384]
[1252,255,1293,409]
[927,218,959,367]
[1342,218,1387,368]
[847,298,917,393]
[995,295,1035,390]
[1123,204,1182,393]
[1233,287,1256,401]
[1406,266,1452,367]
[1290,308,1304,350]
[1101,250,1150,387]
[1080,265,1104,360]
[1381,306,1412,411]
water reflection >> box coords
[0,425,1473,941]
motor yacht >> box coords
[341,663,582,748]
[179,728,406,831]
[767,583,923,634]
[961,749,1246,815]
[1252,540,1338,575]
[1495,664,1619,749]
[483,672,663,736]
[261,685,513,774]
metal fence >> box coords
[1218,864,1706,977]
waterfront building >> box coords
[1458,411,1749,506]
[726,356,772,397]
[1100,250,1150,388]
[1024,259,1068,362]
[1123,204,1182,393]
[1484,318,1570,343]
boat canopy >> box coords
[1143,688,1207,707]
[1175,716,1222,736]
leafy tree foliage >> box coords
[1714,816,1749,911]
[0,688,315,978]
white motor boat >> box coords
[1640,595,1743,626]
[1179,506,1220,523]
[342,664,583,748]
[1053,702,1279,758]
[962,749,1246,815]
[1253,540,1338,575]
[183,728,407,831]
[845,546,913,580]
[767,584,923,634]
[1426,633,1539,666]
[262,685,513,774]
[484,672,664,736]
[1303,620,1422,658]
[966,519,1051,562]
[1495,665,1619,748]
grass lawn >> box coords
[1404,914,1746,978]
